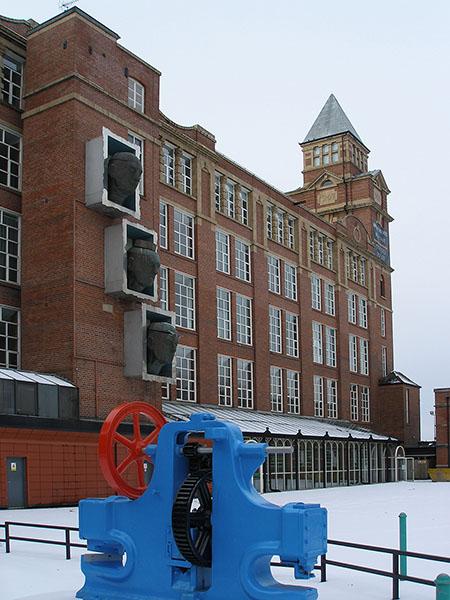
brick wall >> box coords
[0,427,111,507]
[434,388,450,467]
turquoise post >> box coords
[399,512,407,576]
[435,574,450,599]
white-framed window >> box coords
[225,179,235,218]
[0,305,19,368]
[322,144,329,166]
[324,282,335,316]
[176,346,196,402]
[266,204,273,239]
[216,230,230,274]
[270,366,283,412]
[161,382,170,401]
[313,145,320,167]
[287,217,295,249]
[313,375,324,417]
[267,255,281,294]
[218,355,233,407]
[163,143,175,186]
[327,379,338,418]
[348,293,357,324]
[236,294,252,345]
[311,274,322,310]
[235,239,251,282]
[159,266,168,310]
[269,306,282,353]
[317,235,324,265]
[237,359,253,408]
[0,127,21,190]
[310,229,334,268]
[312,321,323,364]
[331,142,339,163]
[175,273,195,330]
[174,209,194,259]
[350,384,359,421]
[2,53,23,108]
[360,258,367,286]
[287,370,300,414]
[309,230,315,260]
[159,201,167,249]
[215,172,222,211]
[359,338,369,375]
[275,210,284,244]
[349,334,358,372]
[361,386,370,422]
[284,263,297,301]
[352,254,358,282]
[239,188,249,226]
[0,209,19,284]
[381,308,386,337]
[285,313,299,358]
[381,346,388,377]
[405,389,410,424]
[127,77,144,112]
[216,288,231,340]
[359,297,368,328]
[326,240,334,270]
[127,132,144,194]
[325,326,337,367]
[181,153,193,195]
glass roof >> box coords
[0,369,76,387]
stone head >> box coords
[127,239,160,295]
[106,151,142,206]
[147,321,180,374]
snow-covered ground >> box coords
[1,481,449,600]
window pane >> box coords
[59,388,79,419]
[0,380,14,413]
[38,384,58,418]
[16,382,36,416]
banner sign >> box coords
[373,222,390,265]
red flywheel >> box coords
[99,402,167,499]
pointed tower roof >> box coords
[303,94,362,144]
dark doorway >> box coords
[6,457,27,508]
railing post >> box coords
[5,522,10,553]
[435,574,450,599]
[392,552,400,600]
[399,512,407,576]
[320,554,327,582]
[65,528,71,560]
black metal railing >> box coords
[1,521,449,599]
[0,521,87,560]
[326,538,450,599]
[272,539,450,599]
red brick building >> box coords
[433,388,450,474]
[0,8,421,507]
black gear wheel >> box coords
[172,471,212,567]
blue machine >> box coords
[77,412,327,600]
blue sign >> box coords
[373,222,390,265]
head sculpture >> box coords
[146,321,180,376]
[105,151,142,207]
[127,239,160,295]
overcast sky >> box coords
[7,0,450,439]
